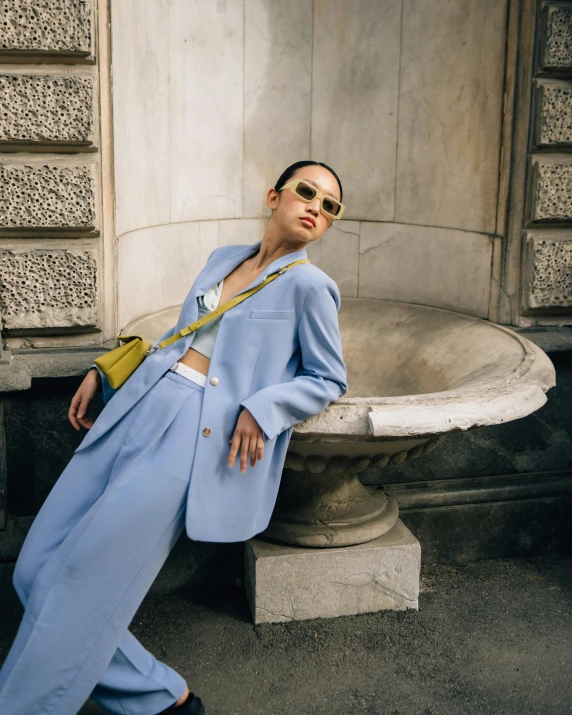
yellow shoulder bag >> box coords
[94,259,310,389]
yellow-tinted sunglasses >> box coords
[280,179,345,220]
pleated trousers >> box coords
[0,369,206,715]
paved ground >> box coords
[1,555,571,715]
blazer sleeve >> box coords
[238,279,348,441]
[88,363,117,405]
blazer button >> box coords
[202,427,211,437]
[210,377,219,386]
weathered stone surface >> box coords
[0,74,93,145]
[0,163,95,230]
[312,0,400,222]
[535,81,572,147]
[525,233,572,310]
[0,249,97,329]
[243,0,312,219]
[244,520,421,623]
[306,221,359,297]
[531,161,572,222]
[168,0,243,223]
[396,0,507,233]
[0,0,91,55]
[358,222,492,318]
[541,4,572,71]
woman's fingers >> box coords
[239,433,251,473]
[228,428,264,472]
[228,432,241,468]
[68,387,94,430]
[68,392,82,430]
[257,434,264,462]
[76,393,94,429]
[249,434,257,467]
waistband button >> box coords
[202,427,211,437]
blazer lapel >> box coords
[194,240,309,299]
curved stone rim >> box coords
[125,301,557,439]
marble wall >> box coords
[112,0,509,329]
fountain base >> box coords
[261,466,400,547]
[244,519,420,624]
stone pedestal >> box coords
[244,519,420,624]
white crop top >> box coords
[190,277,224,359]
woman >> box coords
[0,161,348,715]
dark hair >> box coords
[274,160,343,202]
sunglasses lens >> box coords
[295,182,317,201]
[323,197,341,216]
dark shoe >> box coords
[157,691,206,715]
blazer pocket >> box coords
[249,309,294,320]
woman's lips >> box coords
[300,218,314,227]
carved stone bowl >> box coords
[124,297,556,548]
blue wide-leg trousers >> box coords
[0,370,206,715]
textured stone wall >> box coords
[0,0,102,342]
[522,1,572,321]
[0,163,96,230]
[531,162,572,222]
[0,249,98,329]
[0,0,91,56]
[540,3,572,71]
[526,235,572,310]
[534,81,572,147]
[0,75,94,145]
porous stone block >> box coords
[0,74,94,145]
[244,520,420,624]
[540,4,572,71]
[525,232,572,310]
[531,161,572,222]
[0,163,95,231]
[0,248,97,330]
[0,0,91,56]
[534,81,572,148]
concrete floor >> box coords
[1,555,571,715]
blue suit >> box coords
[0,240,348,714]
[84,239,348,542]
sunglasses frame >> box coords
[280,179,345,220]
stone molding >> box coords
[284,437,444,474]
[385,468,572,511]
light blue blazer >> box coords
[80,240,348,542]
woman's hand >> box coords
[69,368,100,431]
[228,407,265,472]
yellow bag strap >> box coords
[125,258,310,353]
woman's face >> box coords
[267,165,342,243]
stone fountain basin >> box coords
[125,297,556,454]
[125,298,556,547]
